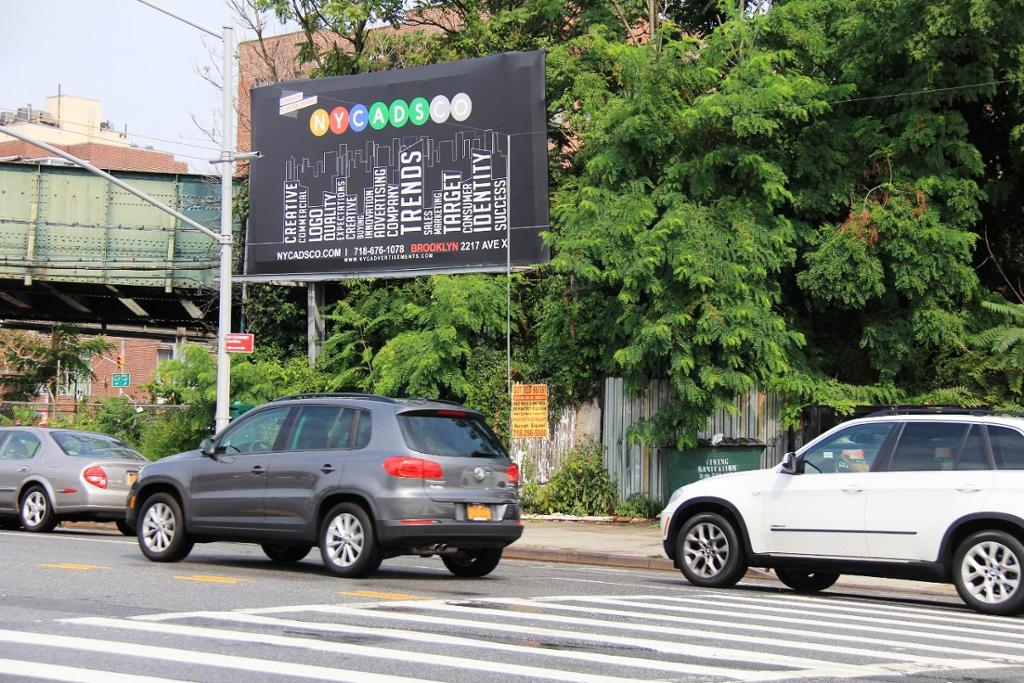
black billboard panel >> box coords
[245,51,549,279]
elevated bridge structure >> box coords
[0,162,237,338]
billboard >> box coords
[245,51,549,279]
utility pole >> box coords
[1,2,259,435]
[136,1,238,433]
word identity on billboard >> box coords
[247,51,548,279]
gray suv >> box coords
[126,394,522,578]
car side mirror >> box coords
[199,438,218,457]
[780,451,800,475]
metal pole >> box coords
[215,25,235,432]
[0,127,219,240]
[136,0,221,37]
[506,134,512,395]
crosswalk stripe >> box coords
[653,593,1024,635]
[261,601,993,680]
[522,595,1024,662]
[0,658,189,683]
[67,617,650,683]
[131,609,784,680]
[585,593,1015,643]
[699,589,1024,630]
[570,595,1024,646]
[412,599,1009,672]
[0,628,424,683]
[242,604,794,680]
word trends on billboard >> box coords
[246,51,549,279]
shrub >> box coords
[545,442,617,516]
[614,494,663,519]
[519,481,552,514]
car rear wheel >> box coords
[953,530,1024,615]
[138,493,193,562]
[442,548,503,577]
[676,512,747,588]
[775,568,840,593]
[262,543,312,563]
[20,486,58,532]
[115,519,134,537]
[319,503,381,578]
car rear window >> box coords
[397,412,508,458]
[52,432,146,461]
[989,426,1024,470]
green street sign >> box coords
[112,372,131,388]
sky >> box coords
[3,0,291,174]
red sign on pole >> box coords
[224,333,255,354]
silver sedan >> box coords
[0,427,147,535]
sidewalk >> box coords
[508,517,959,599]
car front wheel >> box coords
[138,493,193,562]
[319,503,381,578]
[442,548,503,577]
[775,568,840,593]
[676,512,747,588]
[953,530,1024,615]
[20,486,58,532]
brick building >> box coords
[0,95,187,174]
[235,10,453,155]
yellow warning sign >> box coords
[512,383,549,439]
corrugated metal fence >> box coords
[602,378,788,502]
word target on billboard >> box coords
[309,94,472,137]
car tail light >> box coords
[83,466,108,489]
[383,456,444,479]
[507,463,520,484]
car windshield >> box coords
[52,432,146,461]
[398,413,508,458]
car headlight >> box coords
[667,486,687,506]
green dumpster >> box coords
[229,401,256,422]
[661,440,766,501]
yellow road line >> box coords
[339,590,431,601]
[172,574,246,584]
[38,563,107,571]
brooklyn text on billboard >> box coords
[245,51,549,279]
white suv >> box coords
[660,410,1024,615]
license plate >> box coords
[467,504,492,521]
[126,472,137,486]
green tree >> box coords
[1,325,112,402]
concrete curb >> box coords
[505,546,677,571]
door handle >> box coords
[321,465,336,474]
[250,465,265,475]
[17,467,28,473]
[956,485,981,493]
[840,485,863,494]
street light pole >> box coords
[136,1,237,432]
[215,24,235,433]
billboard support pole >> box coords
[506,133,514,446]
[506,133,512,396]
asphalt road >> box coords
[3,526,1024,682]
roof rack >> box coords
[412,397,466,408]
[271,393,397,404]
[865,406,993,418]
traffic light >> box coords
[115,354,124,370]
